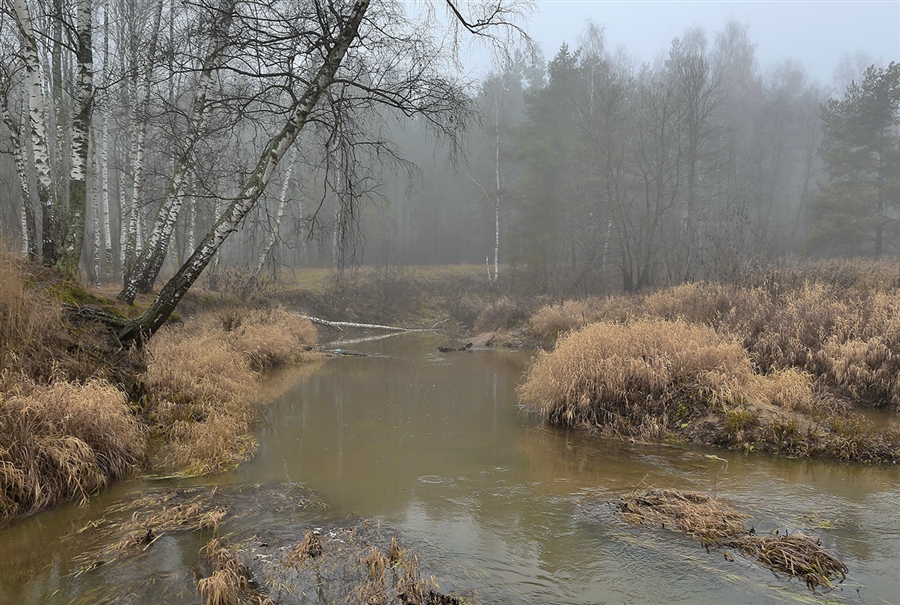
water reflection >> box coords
[1,332,898,604]
[238,333,900,605]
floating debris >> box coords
[615,489,848,590]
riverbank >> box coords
[0,248,321,526]
[3,254,900,526]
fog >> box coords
[1,0,898,299]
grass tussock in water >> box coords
[0,379,144,525]
[616,489,848,590]
[142,308,319,475]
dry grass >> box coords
[616,489,848,589]
[0,378,144,525]
[518,318,811,439]
[141,310,320,475]
[199,537,267,605]
[525,260,900,411]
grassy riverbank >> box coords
[515,261,900,461]
[4,252,900,525]
[0,247,320,526]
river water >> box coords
[1,332,898,604]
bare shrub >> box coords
[0,378,144,523]
[528,300,593,341]
[473,297,529,333]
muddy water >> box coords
[2,332,899,604]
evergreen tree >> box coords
[807,62,900,256]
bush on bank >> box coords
[0,244,320,524]
[524,260,900,410]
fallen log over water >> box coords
[300,315,437,332]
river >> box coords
[1,332,898,604]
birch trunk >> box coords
[118,0,164,291]
[8,0,58,264]
[59,0,94,274]
[119,0,233,302]
[2,98,37,259]
[246,146,298,293]
[119,0,371,343]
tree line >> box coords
[0,2,897,322]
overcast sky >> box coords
[513,1,899,87]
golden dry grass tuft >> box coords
[0,378,144,524]
[218,307,318,371]
[518,318,811,439]
[142,309,320,475]
[525,260,900,409]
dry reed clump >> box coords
[198,537,268,605]
[142,324,258,474]
[0,378,144,524]
[616,489,848,590]
[142,309,319,475]
[218,307,318,371]
[518,318,810,438]
[527,296,634,342]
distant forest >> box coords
[1,0,898,298]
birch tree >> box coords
[105,0,526,342]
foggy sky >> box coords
[508,1,898,87]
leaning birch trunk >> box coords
[8,0,58,264]
[245,145,298,294]
[119,0,231,302]
[58,0,94,275]
[118,0,371,343]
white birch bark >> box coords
[8,0,57,262]
[248,146,298,288]
[92,129,101,284]
[60,0,94,274]
[100,0,112,278]
[492,93,500,286]
[2,97,36,258]
[122,0,371,341]
[119,0,234,302]
[121,0,163,280]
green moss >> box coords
[725,408,759,435]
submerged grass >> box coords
[616,489,848,590]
